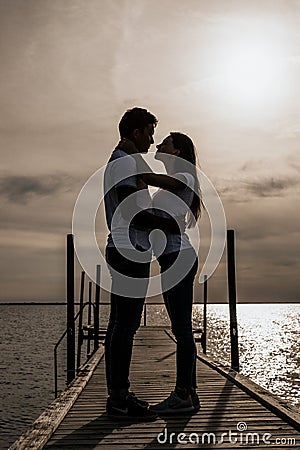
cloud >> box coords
[0,173,76,204]
[243,176,299,198]
[0,1,122,132]
[216,174,299,201]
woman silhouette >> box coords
[122,132,202,414]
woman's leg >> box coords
[159,251,198,391]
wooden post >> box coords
[94,265,100,351]
[66,234,75,384]
[87,281,92,357]
[227,229,239,372]
[143,303,147,326]
[202,275,207,354]
[76,271,85,371]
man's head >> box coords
[118,107,158,153]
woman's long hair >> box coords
[170,132,202,227]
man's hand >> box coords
[132,210,186,235]
[117,138,138,155]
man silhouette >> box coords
[104,107,177,420]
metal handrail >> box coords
[54,301,95,398]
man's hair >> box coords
[119,107,158,138]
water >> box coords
[0,303,299,449]
[0,305,67,449]
[194,303,300,407]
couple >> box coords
[104,107,202,420]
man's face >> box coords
[134,123,155,153]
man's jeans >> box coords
[105,246,150,392]
[158,249,198,391]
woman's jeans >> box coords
[105,246,150,393]
[158,249,198,391]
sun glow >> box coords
[204,22,291,112]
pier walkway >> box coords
[12,326,300,449]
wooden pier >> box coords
[10,326,300,449]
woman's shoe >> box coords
[149,391,194,414]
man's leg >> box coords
[105,293,121,392]
[105,246,149,397]
[104,247,158,419]
[109,295,145,394]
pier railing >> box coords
[54,301,96,398]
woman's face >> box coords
[156,135,180,156]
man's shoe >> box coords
[128,391,148,408]
[106,395,157,421]
[149,391,194,415]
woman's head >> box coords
[170,132,196,165]
[156,132,195,161]
[157,132,202,226]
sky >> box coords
[0,0,299,303]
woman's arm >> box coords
[141,171,185,191]
[134,153,186,191]
[117,139,186,192]
[116,186,184,234]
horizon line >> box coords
[0,300,299,305]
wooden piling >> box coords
[76,271,85,371]
[94,265,100,351]
[66,233,75,384]
[227,229,239,372]
[87,281,92,357]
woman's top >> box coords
[151,171,195,256]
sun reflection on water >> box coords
[193,303,300,409]
[152,303,300,409]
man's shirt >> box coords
[104,149,151,250]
